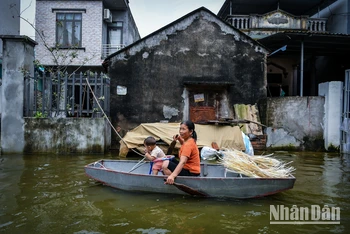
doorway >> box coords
[186,85,231,123]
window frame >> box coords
[56,12,83,48]
[107,21,123,45]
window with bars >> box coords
[56,13,82,48]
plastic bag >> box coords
[242,132,254,156]
[201,146,223,160]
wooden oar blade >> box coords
[173,182,208,197]
[166,140,176,155]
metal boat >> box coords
[84,159,296,199]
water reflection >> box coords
[0,152,349,233]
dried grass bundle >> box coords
[220,148,295,178]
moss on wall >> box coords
[23,118,109,154]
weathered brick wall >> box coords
[108,9,268,129]
[35,1,103,66]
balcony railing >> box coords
[101,44,125,58]
[225,15,327,32]
[307,18,327,32]
[228,15,250,29]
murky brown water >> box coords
[0,152,349,234]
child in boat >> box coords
[144,136,166,175]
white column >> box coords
[319,81,343,150]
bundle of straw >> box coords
[219,148,295,178]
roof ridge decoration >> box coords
[261,8,305,19]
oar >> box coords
[130,139,175,173]
[166,139,176,155]
[128,157,146,172]
[164,179,208,197]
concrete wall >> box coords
[0,36,111,155]
[0,0,20,58]
[259,96,325,150]
[125,8,141,42]
[251,10,307,30]
[0,36,36,154]
[111,10,140,45]
[24,118,110,154]
[0,0,21,114]
[108,8,268,129]
[314,0,349,34]
[248,9,308,39]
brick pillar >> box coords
[0,35,36,154]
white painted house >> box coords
[35,0,140,72]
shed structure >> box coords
[104,7,269,129]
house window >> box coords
[108,22,123,45]
[56,13,82,48]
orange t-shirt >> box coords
[179,138,200,174]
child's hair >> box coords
[144,136,157,146]
[181,120,197,141]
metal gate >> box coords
[341,69,350,153]
[24,72,110,118]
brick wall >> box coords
[35,1,103,66]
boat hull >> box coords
[84,160,295,199]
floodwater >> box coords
[0,152,349,234]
